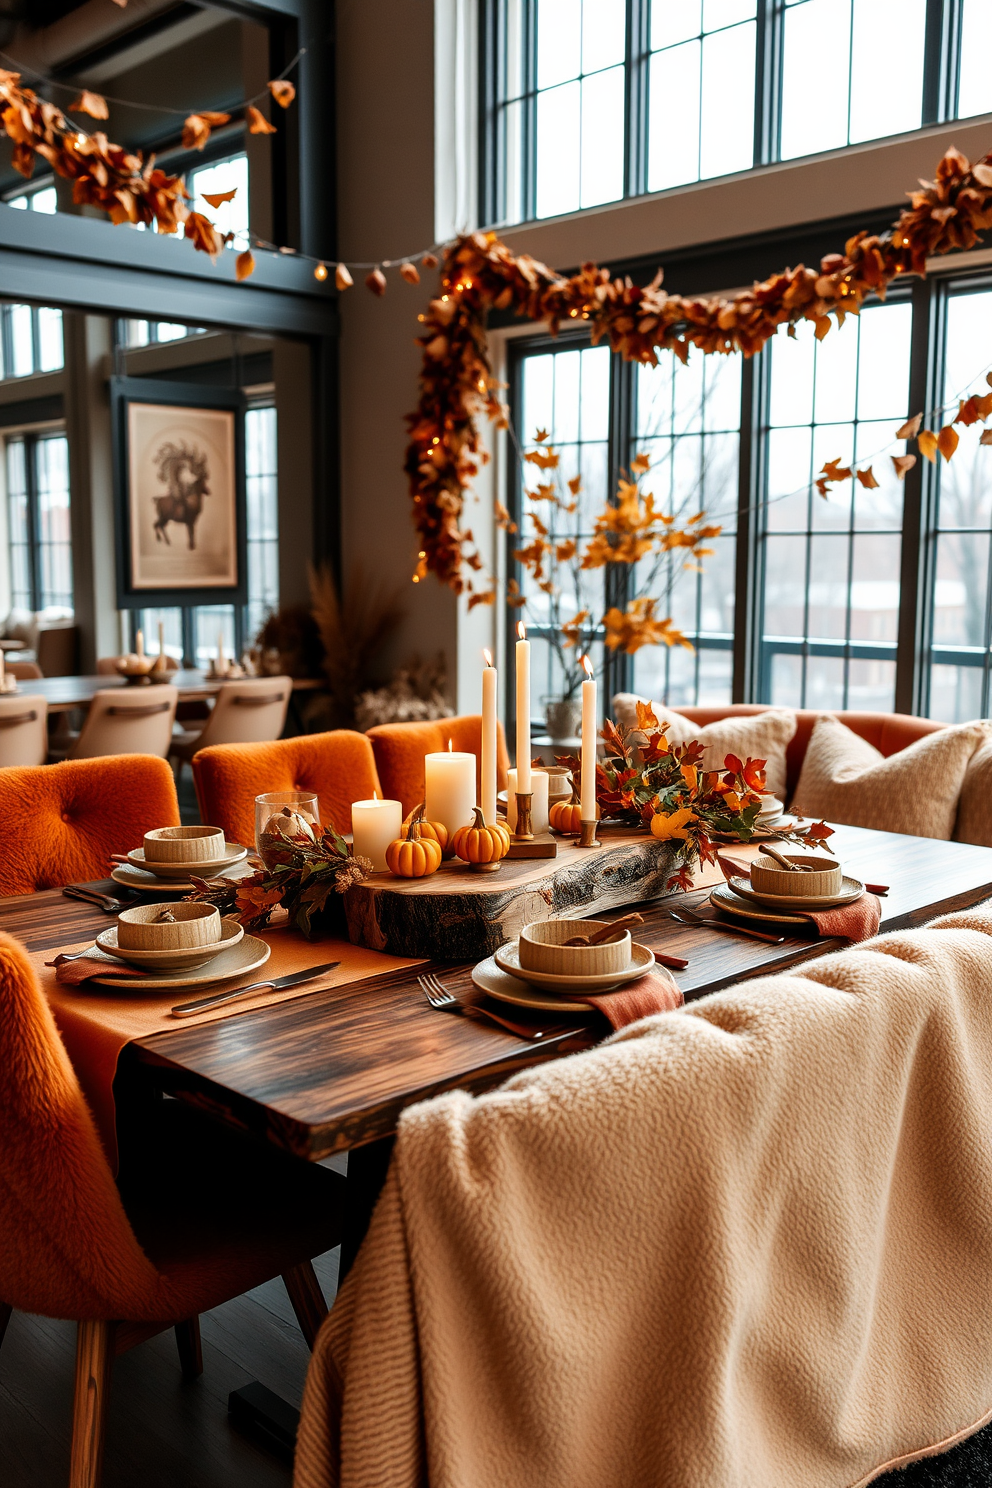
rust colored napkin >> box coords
[48,951,148,985]
[576,965,684,1031]
[800,895,881,943]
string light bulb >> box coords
[313,261,328,282]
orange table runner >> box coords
[31,925,426,1169]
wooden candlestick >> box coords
[578,818,600,848]
[512,792,534,841]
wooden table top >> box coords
[19,671,323,713]
[4,823,992,1164]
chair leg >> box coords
[174,1316,203,1379]
[70,1319,114,1488]
[282,1261,327,1351]
[0,1302,12,1352]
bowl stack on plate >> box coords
[710,851,866,929]
[87,894,271,992]
[473,917,656,1013]
[110,824,249,896]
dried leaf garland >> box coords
[366,267,387,296]
[247,104,277,135]
[406,142,992,592]
[896,413,923,439]
[268,80,296,108]
[855,466,879,489]
[335,263,354,291]
[201,187,238,208]
[70,90,108,120]
[937,424,960,460]
[892,453,917,478]
[918,429,939,462]
[235,249,255,281]
[400,262,421,284]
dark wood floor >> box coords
[0,1246,339,1487]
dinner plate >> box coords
[472,956,602,1013]
[709,882,810,926]
[111,861,253,894]
[95,917,244,970]
[86,933,270,990]
[493,939,655,993]
[125,843,248,879]
[727,874,865,912]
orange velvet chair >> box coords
[191,730,382,843]
[0,931,342,1487]
[0,755,180,895]
[366,715,510,816]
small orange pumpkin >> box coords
[403,801,448,853]
[550,791,582,835]
[452,807,511,870]
[385,808,443,878]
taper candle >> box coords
[481,650,498,826]
[351,793,402,872]
[217,630,225,669]
[157,620,165,660]
[425,742,476,840]
[135,629,144,658]
[515,621,531,793]
[580,655,597,823]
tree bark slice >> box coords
[343,830,680,960]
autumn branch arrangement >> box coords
[406,144,992,600]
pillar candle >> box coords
[481,651,498,826]
[425,745,476,840]
[507,768,548,834]
[515,622,531,794]
[217,630,225,669]
[157,620,165,660]
[580,656,598,822]
[351,795,402,873]
[135,629,144,658]
[0,648,6,685]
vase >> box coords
[544,697,582,743]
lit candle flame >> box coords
[373,789,378,800]
[447,738,453,752]
[517,621,527,641]
[483,648,493,667]
[581,654,594,679]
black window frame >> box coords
[481,0,979,229]
[4,427,73,614]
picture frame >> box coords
[110,376,248,609]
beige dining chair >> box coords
[7,661,42,680]
[0,694,48,768]
[171,675,291,771]
[63,684,178,761]
[36,623,78,677]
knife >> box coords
[170,961,340,1018]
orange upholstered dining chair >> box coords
[366,714,510,816]
[0,931,342,1487]
[192,730,382,844]
[0,755,180,895]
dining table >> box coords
[21,670,324,714]
[6,820,992,1449]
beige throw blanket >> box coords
[296,909,992,1488]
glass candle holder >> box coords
[255,790,320,871]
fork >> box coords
[419,973,547,1040]
[62,885,127,914]
[667,906,786,945]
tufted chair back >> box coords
[0,755,180,895]
[191,731,382,843]
[366,715,510,817]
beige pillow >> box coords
[611,693,796,799]
[792,715,990,840]
[954,734,992,847]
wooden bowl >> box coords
[97,917,243,971]
[518,918,632,977]
[116,901,221,951]
[750,853,842,897]
[143,825,226,864]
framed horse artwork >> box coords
[110,377,248,609]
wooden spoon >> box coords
[563,913,644,947]
[761,844,814,873]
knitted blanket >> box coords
[296,908,992,1488]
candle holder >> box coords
[512,791,534,841]
[578,818,600,848]
[0,674,17,695]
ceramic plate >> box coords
[95,917,244,970]
[472,956,602,1013]
[710,882,810,926]
[727,874,865,912]
[111,861,252,895]
[493,939,655,993]
[87,933,270,990]
[125,843,248,879]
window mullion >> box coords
[625,0,650,200]
[755,0,783,166]
[25,433,42,613]
[733,352,762,703]
[922,0,959,126]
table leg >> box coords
[339,1136,395,1283]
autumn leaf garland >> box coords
[407,143,992,595]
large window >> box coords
[484,0,982,226]
[6,432,73,613]
[507,265,992,722]
[0,300,64,380]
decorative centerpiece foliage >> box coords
[557,702,833,893]
[186,817,371,939]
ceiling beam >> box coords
[191,0,301,19]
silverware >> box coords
[62,885,126,913]
[170,960,340,1018]
[419,972,546,1040]
[667,906,786,945]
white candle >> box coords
[580,655,597,822]
[135,628,144,657]
[481,651,498,826]
[351,794,402,873]
[157,620,165,660]
[507,768,548,834]
[425,744,476,840]
[515,621,531,794]
[0,648,6,685]
[217,630,225,669]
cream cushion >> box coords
[612,693,796,799]
[954,733,992,847]
[792,714,990,839]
